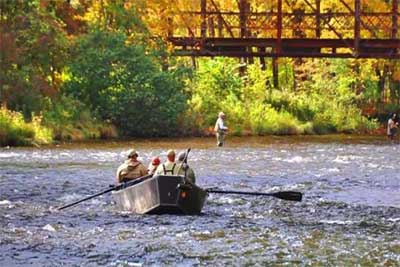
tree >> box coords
[63,30,188,136]
[0,0,69,119]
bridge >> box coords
[166,0,400,59]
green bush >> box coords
[189,58,243,131]
[187,58,378,135]
[63,30,188,137]
[247,104,302,135]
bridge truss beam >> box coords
[166,0,400,59]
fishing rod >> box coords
[57,174,152,210]
[206,189,303,202]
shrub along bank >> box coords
[186,58,378,136]
[1,56,380,147]
[0,107,52,146]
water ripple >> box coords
[1,136,399,266]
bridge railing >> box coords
[167,0,399,39]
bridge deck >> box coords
[168,37,400,58]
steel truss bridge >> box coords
[166,0,400,59]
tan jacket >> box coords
[116,160,147,183]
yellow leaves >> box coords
[82,1,102,26]
[392,69,400,81]
[361,0,390,12]
[78,0,396,39]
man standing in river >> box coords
[387,113,398,141]
[214,111,228,147]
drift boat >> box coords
[58,173,301,213]
[112,175,208,215]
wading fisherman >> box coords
[387,113,398,141]
[116,149,147,183]
[214,111,228,147]
[177,151,196,184]
[155,149,179,175]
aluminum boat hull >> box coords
[112,175,207,215]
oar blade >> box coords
[272,191,303,202]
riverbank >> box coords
[2,134,395,152]
[1,105,391,148]
[1,127,393,148]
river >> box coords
[0,135,399,266]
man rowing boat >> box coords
[116,149,147,183]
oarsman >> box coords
[147,156,161,175]
[116,149,147,183]
[154,149,179,175]
[387,113,398,141]
[176,151,196,184]
[214,111,228,147]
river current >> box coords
[0,136,399,266]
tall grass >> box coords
[42,96,117,141]
[0,95,118,147]
[0,107,53,146]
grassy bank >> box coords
[0,107,52,146]
[0,103,117,147]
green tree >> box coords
[63,30,188,136]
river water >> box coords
[0,136,399,266]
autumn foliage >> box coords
[0,1,399,145]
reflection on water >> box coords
[0,135,399,266]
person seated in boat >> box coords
[177,151,196,184]
[154,149,179,176]
[116,149,147,183]
[147,156,161,175]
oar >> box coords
[57,174,152,210]
[206,189,303,202]
[57,187,117,211]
